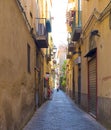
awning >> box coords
[46,20,51,32]
[84,48,97,57]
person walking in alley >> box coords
[57,87,59,92]
[56,85,59,92]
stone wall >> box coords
[98,97,111,129]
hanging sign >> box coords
[74,56,81,64]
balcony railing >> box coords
[35,18,51,48]
[66,51,72,59]
[46,54,51,62]
[68,43,76,52]
[66,10,76,27]
[46,48,51,62]
[67,54,72,59]
[71,11,82,41]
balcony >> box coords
[72,27,82,41]
[35,18,51,48]
[66,52,72,59]
[71,11,82,41]
[66,10,76,32]
[67,54,72,59]
[68,43,75,52]
[46,54,51,62]
[46,48,51,63]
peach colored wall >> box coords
[81,1,111,98]
[0,0,36,129]
[20,0,38,28]
[82,0,109,27]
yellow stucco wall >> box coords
[82,0,109,27]
[20,0,38,30]
[82,1,111,98]
[0,0,36,129]
[97,17,111,98]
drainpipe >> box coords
[78,0,81,27]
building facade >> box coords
[0,0,36,129]
[66,0,111,129]
[81,0,111,128]
[66,0,81,100]
[57,45,67,89]
[0,0,53,129]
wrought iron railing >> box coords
[71,10,82,41]
[36,18,48,37]
[35,18,48,48]
[72,10,82,30]
[46,48,51,62]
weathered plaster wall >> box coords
[0,0,36,129]
[82,0,109,27]
[81,0,111,128]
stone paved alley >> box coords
[23,90,106,130]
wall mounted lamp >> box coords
[52,45,57,55]
[91,30,100,37]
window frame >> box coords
[27,43,31,73]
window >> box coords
[30,11,33,18]
[27,44,31,73]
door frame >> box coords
[88,54,98,118]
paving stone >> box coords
[23,90,106,130]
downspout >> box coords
[78,0,81,27]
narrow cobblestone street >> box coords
[23,90,106,130]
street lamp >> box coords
[52,45,57,55]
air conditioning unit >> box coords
[38,23,45,35]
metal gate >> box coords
[72,67,75,99]
[88,57,97,117]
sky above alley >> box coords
[51,0,68,47]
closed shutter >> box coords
[88,57,97,117]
